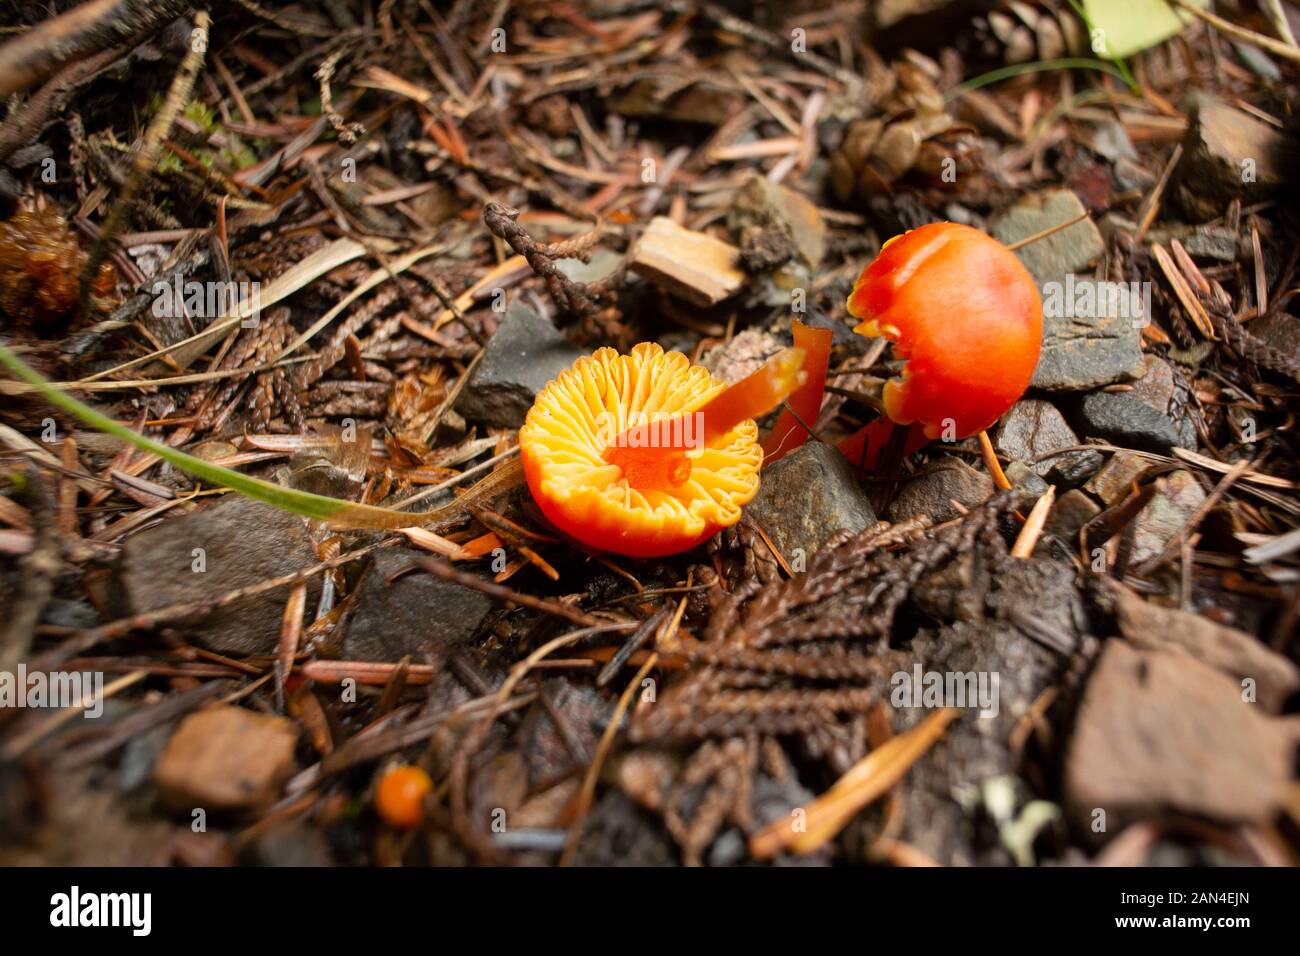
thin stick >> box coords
[1004,211,1090,252]
[560,650,658,866]
[78,10,212,303]
[414,556,607,627]
[1011,486,1055,558]
[3,670,147,760]
[977,430,1012,491]
[1170,0,1300,64]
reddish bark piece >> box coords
[154,706,298,814]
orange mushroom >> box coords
[375,764,433,829]
[520,342,805,557]
[839,222,1042,467]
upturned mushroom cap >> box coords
[519,343,763,557]
[847,222,1042,440]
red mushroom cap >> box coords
[846,222,1042,440]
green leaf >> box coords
[0,344,484,530]
[1083,0,1207,60]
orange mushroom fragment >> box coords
[760,319,832,464]
[520,343,805,558]
[844,221,1042,445]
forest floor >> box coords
[1,0,1299,867]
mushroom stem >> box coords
[837,417,931,472]
[602,347,806,489]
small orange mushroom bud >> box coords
[520,343,804,557]
[846,222,1042,442]
[375,764,432,829]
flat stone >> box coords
[745,443,876,561]
[629,217,745,307]
[1078,391,1188,454]
[1065,642,1293,830]
[1033,308,1145,393]
[1172,96,1293,221]
[455,301,584,429]
[113,496,321,656]
[1130,470,1206,566]
[728,174,826,271]
[990,188,1104,286]
[991,189,1144,392]
[1113,586,1300,712]
[1048,446,1104,486]
[995,399,1088,477]
[887,458,995,524]
[1128,355,1195,448]
[1084,451,1156,506]
[343,548,495,662]
[154,706,298,814]
[1003,461,1049,512]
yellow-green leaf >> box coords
[1083,0,1208,60]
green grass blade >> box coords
[0,343,461,529]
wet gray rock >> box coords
[996,399,1091,478]
[993,195,1138,392]
[991,188,1104,285]
[1128,355,1195,448]
[888,458,994,524]
[991,189,1144,392]
[745,443,875,560]
[343,548,495,662]
[1003,461,1049,512]
[456,301,584,428]
[1129,470,1207,566]
[1065,641,1294,832]
[1078,390,1188,454]
[1032,305,1145,393]
[1172,96,1293,221]
[114,496,321,656]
